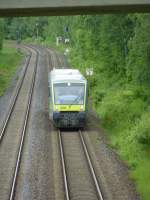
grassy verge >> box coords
[0,42,23,96]
[91,82,150,200]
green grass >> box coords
[0,42,23,96]
[131,155,150,200]
[92,85,150,200]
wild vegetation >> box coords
[1,19,23,96]
[4,17,47,42]
[3,14,150,199]
[0,19,23,96]
[0,19,4,50]
[0,42,23,96]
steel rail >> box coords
[79,130,104,200]
[0,48,32,142]
[47,48,56,68]
[9,46,39,200]
[46,48,56,70]
[47,47,103,199]
[48,49,70,199]
[48,49,70,200]
[47,50,53,70]
[52,50,59,69]
[56,52,62,68]
[46,47,62,70]
[58,130,70,200]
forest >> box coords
[1,14,150,199]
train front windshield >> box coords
[54,83,85,105]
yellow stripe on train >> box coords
[54,105,85,112]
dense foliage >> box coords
[4,17,48,41]
[0,19,4,50]
[4,14,150,199]
[0,42,22,96]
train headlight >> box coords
[80,105,84,111]
[55,106,58,111]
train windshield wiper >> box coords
[69,96,81,105]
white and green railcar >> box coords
[48,69,88,128]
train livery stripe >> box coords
[53,105,85,112]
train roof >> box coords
[49,69,86,83]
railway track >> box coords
[0,47,31,142]
[56,52,64,68]
[47,48,104,200]
[58,130,104,200]
[0,45,39,200]
[46,47,66,70]
[47,48,57,70]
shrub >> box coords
[133,110,150,145]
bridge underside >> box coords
[0,0,150,17]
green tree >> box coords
[0,19,4,50]
[97,15,134,77]
[127,14,150,86]
[4,17,48,40]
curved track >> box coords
[46,47,66,70]
[0,45,39,200]
[9,46,39,200]
[0,47,31,142]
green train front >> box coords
[48,69,87,128]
